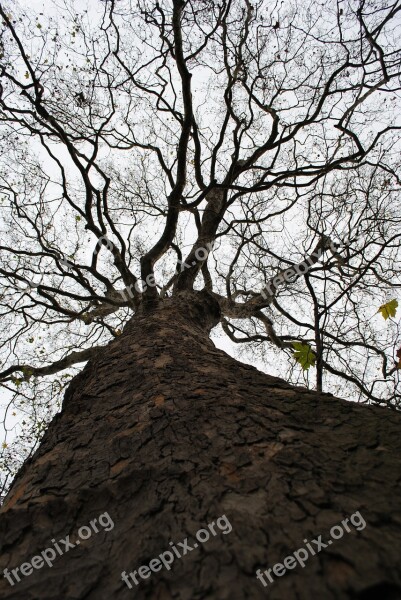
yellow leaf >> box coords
[292,342,316,371]
[378,299,398,320]
[24,71,30,79]
[2,442,7,449]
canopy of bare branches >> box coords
[0,0,401,484]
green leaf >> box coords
[22,367,33,379]
[292,342,316,371]
[378,299,398,320]
[75,215,81,221]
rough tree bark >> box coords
[0,291,401,600]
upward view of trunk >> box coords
[1,291,401,600]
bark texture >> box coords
[1,291,401,600]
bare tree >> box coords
[0,1,401,598]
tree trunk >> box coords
[1,291,401,600]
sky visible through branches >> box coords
[0,0,400,494]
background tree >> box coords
[0,1,401,598]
